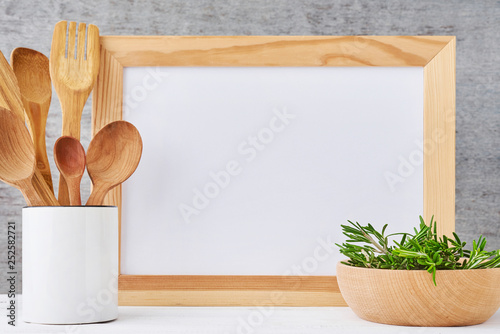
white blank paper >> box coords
[121,67,424,275]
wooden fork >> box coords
[50,21,100,205]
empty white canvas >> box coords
[121,66,424,275]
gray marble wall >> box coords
[0,0,499,293]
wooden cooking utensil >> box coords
[0,107,45,206]
[86,121,143,206]
[11,47,54,192]
[50,20,100,205]
[0,51,25,119]
[0,51,59,206]
[54,136,86,206]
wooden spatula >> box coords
[0,51,24,117]
[50,21,100,205]
[0,51,59,206]
[11,48,54,192]
[0,107,43,206]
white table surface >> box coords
[1,295,499,334]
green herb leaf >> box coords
[337,216,500,286]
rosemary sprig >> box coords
[336,216,500,285]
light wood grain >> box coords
[86,121,142,206]
[337,262,500,326]
[423,37,456,237]
[0,51,25,119]
[0,107,41,206]
[120,275,338,291]
[11,48,54,193]
[50,21,100,205]
[28,169,60,206]
[92,36,456,306]
[119,275,345,306]
[91,44,124,267]
[50,21,101,139]
[119,290,346,307]
[100,36,451,67]
[0,51,59,206]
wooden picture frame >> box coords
[91,36,456,306]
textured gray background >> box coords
[0,0,499,293]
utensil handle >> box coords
[33,139,54,193]
[58,176,71,205]
[67,179,82,206]
[18,178,44,206]
[86,185,106,206]
[24,102,54,192]
[61,99,84,140]
[32,169,59,206]
[59,102,84,206]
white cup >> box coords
[22,206,119,324]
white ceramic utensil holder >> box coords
[22,206,118,324]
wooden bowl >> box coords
[337,262,500,326]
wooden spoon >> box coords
[54,136,86,206]
[0,107,44,206]
[11,47,54,192]
[50,20,100,205]
[0,51,59,206]
[86,121,143,206]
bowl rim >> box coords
[337,260,500,272]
